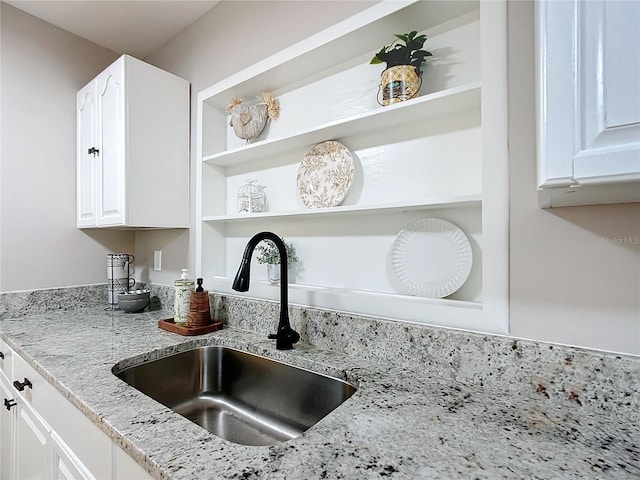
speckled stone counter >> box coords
[0,287,638,479]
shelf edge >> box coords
[202,195,483,222]
[202,82,481,166]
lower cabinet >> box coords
[0,375,16,479]
[0,342,151,480]
[13,399,51,479]
[1,371,51,480]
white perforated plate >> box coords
[391,218,473,298]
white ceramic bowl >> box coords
[118,290,150,313]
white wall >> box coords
[507,1,640,355]
[1,1,637,355]
[0,3,133,292]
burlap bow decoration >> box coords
[226,92,280,142]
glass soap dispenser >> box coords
[174,268,194,325]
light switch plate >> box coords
[153,251,162,271]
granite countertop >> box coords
[0,305,638,479]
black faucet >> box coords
[232,232,300,350]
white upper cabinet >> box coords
[77,55,190,228]
[536,0,640,208]
[195,0,509,334]
[95,60,126,226]
[77,81,98,226]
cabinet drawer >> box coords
[11,349,50,417]
[0,339,13,377]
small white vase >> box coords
[266,264,281,284]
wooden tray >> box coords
[158,318,224,336]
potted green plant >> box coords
[256,238,299,284]
[370,30,432,106]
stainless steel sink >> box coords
[112,346,356,446]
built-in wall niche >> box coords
[195,0,508,334]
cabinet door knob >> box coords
[88,147,100,156]
[13,378,32,391]
[3,398,16,410]
[0,351,4,359]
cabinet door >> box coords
[2,352,52,480]
[536,0,640,206]
[573,0,640,183]
[96,59,126,226]
[76,83,98,227]
[51,431,95,480]
[13,399,51,479]
[114,445,152,480]
[0,374,16,480]
[49,385,111,479]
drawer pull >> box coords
[13,378,32,391]
[3,398,16,410]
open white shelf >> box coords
[203,83,481,168]
[199,1,481,110]
[203,194,482,223]
[195,0,509,335]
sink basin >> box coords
[112,346,356,446]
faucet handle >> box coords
[268,326,300,350]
